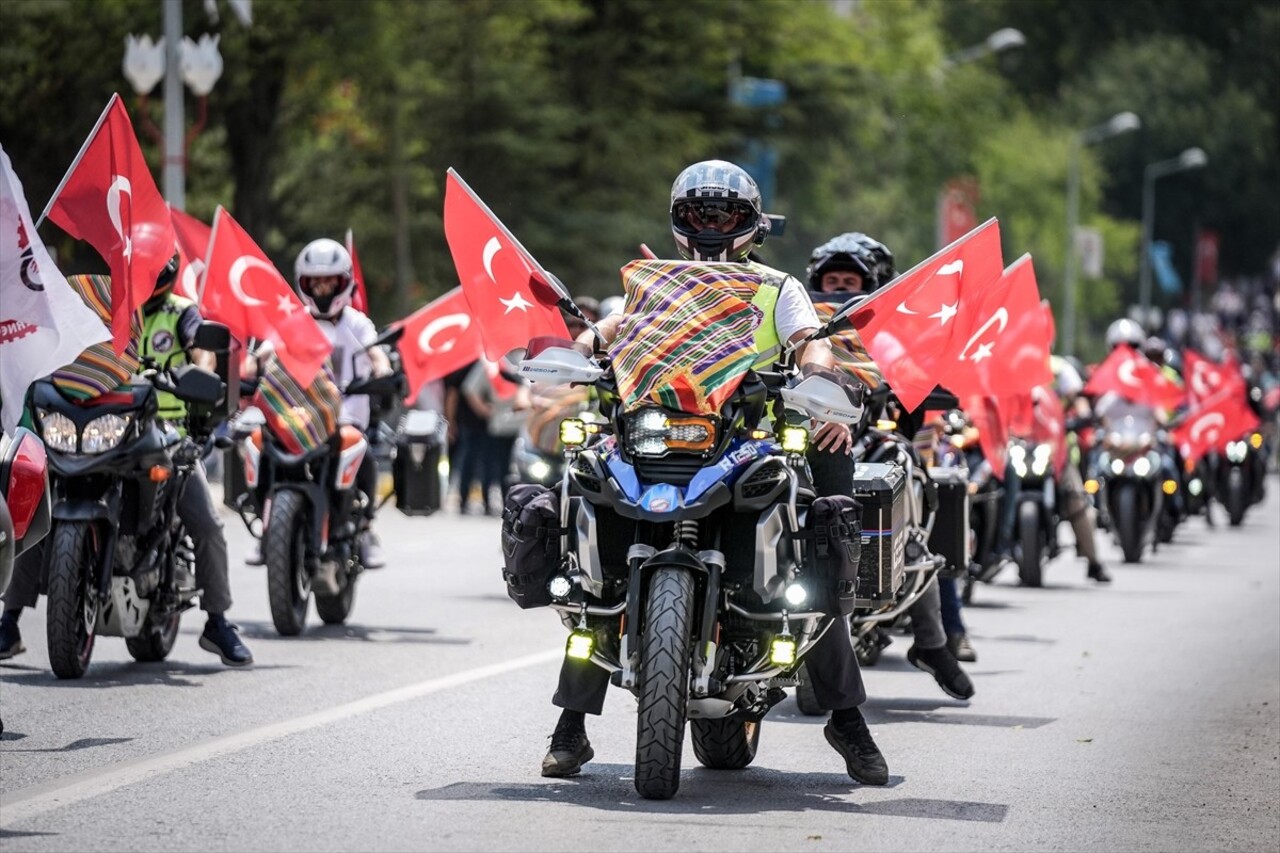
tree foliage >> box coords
[1,0,1273,354]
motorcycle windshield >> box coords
[608,260,764,416]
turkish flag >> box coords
[1083,344,1184,409]
[395,287,483,403]
[345,228,369,313]
[850,218,1004,411]
[940,254,1052,397]
[169,206,211,303]
[1026,385,1069,475]
[1042,299,1056,351]
[42,94,174,354]
[1183,348,1245,406]
[201,206,332,385]
[1172,388,1260,464]
[443,168,568,359]
[963,394,1011,480]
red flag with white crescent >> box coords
[169,206,211,303]
[443,168,568,360]
[1183,347,1245,406]
[1083,344,1184,409]
[395,287,483,403]
[850,218,1004,411]
[963,394,1011,480]
[940,253,1052,397]
[200,206,332,385]
[1172,388,1260,464]
[42,94,175,354]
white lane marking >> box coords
[0,647,563,826]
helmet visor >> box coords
[673,199,755,234]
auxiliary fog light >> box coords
[547,575,573,600]
[1250,433,1263,450]
[565,629,595,661]
[559,418,587,448]
[1110,458,1125,476]
[770,635,797,667]
[1188,478,1203,497]
[1162,479,1178,496]
[784,583,808,607]
[1084,479,1100,495]
[780,425,809,454]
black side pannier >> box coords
[800,495,862,616]
[500,483,566,609]
[393,410,445,516]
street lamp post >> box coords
[1062,111,1141,356]
[941,27,1026,69]
[122,0,223,211]
[1139,146,1208,319]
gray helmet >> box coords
[669,160,768,262]
[1105,318,1145,349]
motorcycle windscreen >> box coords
[253,354,342,455]
[609,260,764,415]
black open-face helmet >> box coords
[670,160,768,262]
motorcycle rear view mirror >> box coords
[372,324,405,349]
[193,321,232,354]
[518,337,603,385]
[780,370,866,425]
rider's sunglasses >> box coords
[675,199,753,232]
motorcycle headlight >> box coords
[1012,457,1029,478]
[528,459,552,481]
[1032,444,1052,476]
[1111,458,1125,476]
[39,410,78,453]
[1225,441,1248,463]
[1132,457,1151,477]
[624,408,717,458]
[81,413,132,454]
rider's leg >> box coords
[907,578,974,699]
[179,460,252,666]
[0,541,44,659]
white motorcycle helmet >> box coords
[294,238,355,320]
[1105,318,1145,350]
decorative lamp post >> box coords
[1139,146,1208,319]
[942,27,1026,68]
[121,1,223,211]
[1062,111,1141,356]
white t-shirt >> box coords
[318,308,378,428]
[773,274,821,344]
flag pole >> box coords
[36,93,121,229]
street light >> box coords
[1062,110,1141,356]
[122,1,223,211]
[1139,146,1208,319]
[942,27,1026,68]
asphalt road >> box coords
[2,477,1277,852]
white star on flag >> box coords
[970,341,995,362]
[930,302,958,325]
[276,293,297,315]
[499,291,534,314]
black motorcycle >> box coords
[29,324,232,678]
[1219,430,1267,526]
[230,327,406,635]
[1091,410,1164,564]
[1007,436,1060,587]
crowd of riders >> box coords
[2,154,1274,791]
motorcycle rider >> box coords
[1051,355,1112,583]
[0,242,253,666]
[805,233,981,678]
[543,160,889,786]
[247,238,392,567]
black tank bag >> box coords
[500,483,566,609]
[798,495,863,616]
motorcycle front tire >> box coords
[634,566,694,800]
[46,522,99,679]
[266,490,311,636]
[1016,502,1044,588]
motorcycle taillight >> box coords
[5,430,48,541]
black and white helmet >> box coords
[294,237,354,319]
[669,160,768,262]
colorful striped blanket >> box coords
[812,301,884,390]
[50,275,141,399]
[253,354,342,454]
[609,260,762,415]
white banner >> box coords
[0,144,109,432]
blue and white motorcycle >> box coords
[513,281,866,801]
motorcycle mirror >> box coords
[764,214,786,238]
[170,365,225,406]
[192,321,232,354]
[372,324,405,349]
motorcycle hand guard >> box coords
[518,337,604,386]
[780,368,866,425]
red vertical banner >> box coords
[1194,229,1219,287]
[937,177,980,250]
